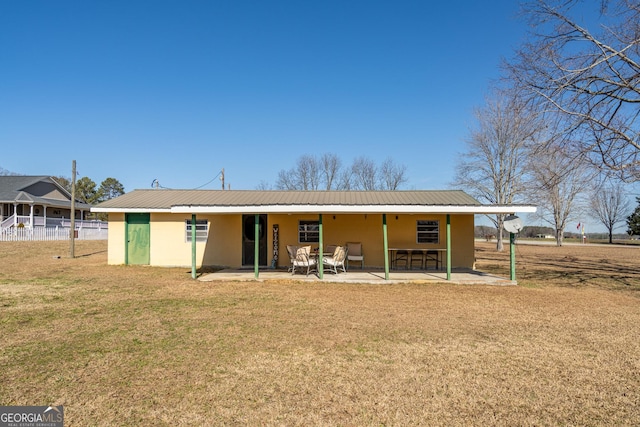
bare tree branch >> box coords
[508,0,640,180]
[453,88,538,251]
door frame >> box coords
[242,214,267,266]
[125,212,150,265]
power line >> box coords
[193,170,224,190]
[151,169,226,190]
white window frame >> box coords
[417,220,439,244]
[298,220,319,243]
[186,219,208,242]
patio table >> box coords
[388,248,446,270]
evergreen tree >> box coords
[98,177,125,202]
[627,197,640,236]
[76,177,99,204]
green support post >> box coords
[510,232,516,281]
[318,214,323,279]
[124,214,129,265]
[191,214,197,279]
[254,214,259,279]
[383,213,389,280]
[446,214,451,281]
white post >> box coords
[29,204,34,228]
[44,206,47,228]
[13,203,17,227]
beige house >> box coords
[92,189,536,280]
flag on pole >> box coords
[577,223,581,229]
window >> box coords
[298,220,319,243]
[417,220,439,244]
[186,219,208,242]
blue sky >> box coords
[0,0,527,192]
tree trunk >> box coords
[555,228,563,246]
[496,224,505,252]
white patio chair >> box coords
[346,242,364,270]
[323,245,347,274]
[291,245,317,276]
[286,245,299,273]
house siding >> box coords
[107,213,126,264]
[106,212,475,269]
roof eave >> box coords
[91,207,172,213]
[169,204,537,214]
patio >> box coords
[198,268,516,285]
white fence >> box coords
[0,227,108,242]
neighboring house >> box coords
[92,189,536,279]
[0,176,106,240]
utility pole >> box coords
[69,160,76,258]
[220,168,225,190]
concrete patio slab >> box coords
[198,268,516,285]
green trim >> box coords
[124,214,129,265]
[446,214,451,280]
[191,214,197,279]
[382,213,389,280]
[254,214,259,279]
[318,214,323,279]
[510,233,516,281]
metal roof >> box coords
[92,189,537,215]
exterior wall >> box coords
[105,212,476,269]
[106,213,242,268]
[201,215,242,267]
[107,213,126,264]
[266,213,475,269]
[385,213,475,269]
[151,213,241,268]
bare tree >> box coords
[275,169,297,190]
[275,154,407,190]
[379,158,408,190]
[320,153,341,190]
[351,156,378,190]
[336,168,354,190]
[275,155,321,190]
[256,180,273,190]
[590,181,631,243]
[0,166,20,176]
[453,89,538,251]
[509,0,640,181]
[528,142,593,246]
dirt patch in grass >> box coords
[1,240,639,425]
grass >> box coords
[1,240,639,425]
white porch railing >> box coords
[0,226,108,241]
[1,215,107,231]
[0,214,108,241]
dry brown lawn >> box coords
[1,240,639,426]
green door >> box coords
[127,213,150,265]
